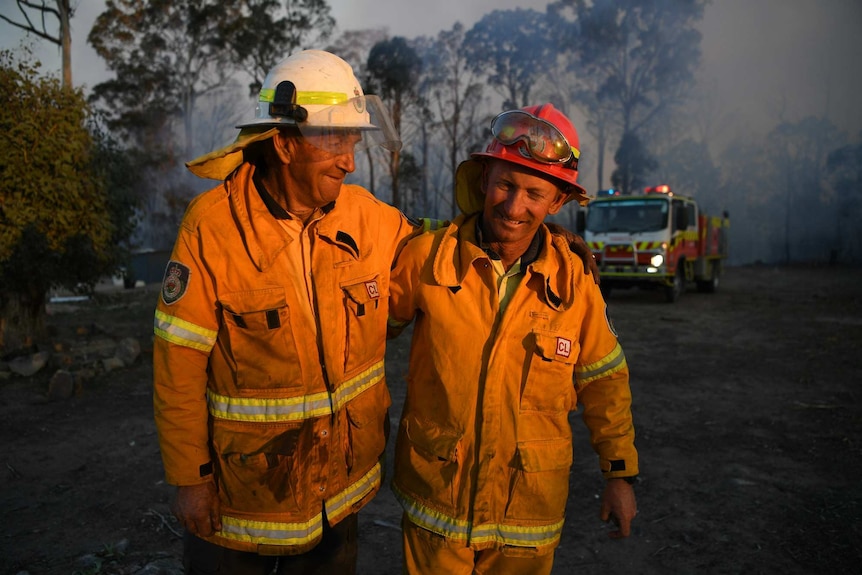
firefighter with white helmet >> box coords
[186,49,400,180]
[153,50,417,573]
[387,103,639,574]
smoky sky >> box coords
[3,0,861,141]
[699,0,862,142]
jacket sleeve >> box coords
[574,279,639,480]
[387,234,425,339]
[152,226,219,487]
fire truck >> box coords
[577,185,729,302]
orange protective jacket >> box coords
[388,214,638,556]
[152,163,416,554]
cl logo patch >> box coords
[365,280,380,299]
[556,337,572,358]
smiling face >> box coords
[275,130,362,213]
[481,159,568,263]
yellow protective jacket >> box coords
[153,162,416,554]
[388,214,638,556]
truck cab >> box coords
[578,185,727,302]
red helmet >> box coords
[456,103,588,214]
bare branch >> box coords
[0,0,62,45]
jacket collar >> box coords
[475,215,543,267]
[432,214,576,311]
[226,163,357,271]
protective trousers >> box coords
[401,515,554,575]
[182,513,358,575]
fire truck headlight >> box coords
[650,254,664,267]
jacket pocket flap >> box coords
[346,383,390,428]
[214,425,301,457]
[533,331,578,365]
[342,276,386,305]
[516,439,573,472]
[403,413,462,462]
[220,288,286,314]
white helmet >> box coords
[186,50,400,180]
[238,50,400,153]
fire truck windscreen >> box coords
[586,199,669,233]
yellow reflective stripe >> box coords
[153,310,217,352]
[208,360,385,422]
[258,89,348,106]
[219,512,323,547]
[208,388,334,422]
[325,462,381,521]
[331,360,385,409]
[217,465,380,548]
[469,519,564,547]
[596,242,665,251]
[576,341,627,385]
[393,484,564,547]
[394,483,475,538]
[634,241,663,250]
[419,218,447,232]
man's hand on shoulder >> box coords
[546,222,600,284]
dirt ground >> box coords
[1,265,861,574]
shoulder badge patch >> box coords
[605,304,619,338]
[161,260,191,305]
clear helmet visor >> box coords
[298,95,401,156]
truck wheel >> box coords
[665,267,684,303]
[696,262,720,293]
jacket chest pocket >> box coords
[521,330,578,413]
[219,288,303,389]
[341,275,388,374]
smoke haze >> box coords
[3,0,861,263]
[4,0,860,138]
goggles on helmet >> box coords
[490,110,579,169]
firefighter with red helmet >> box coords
[388,103,639,575]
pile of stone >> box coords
[0,333,142,401]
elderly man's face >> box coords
[481,160,567,251]
[281,131,362,211]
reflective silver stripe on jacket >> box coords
[575,341,627,385]
[208,360,385,422]
[154,310,218,352]
[393,484,564,548]
[325,462,381,521]
[217,462,382,547]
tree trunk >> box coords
[60,0,72,88]
[390,98,402,209]
[0,289,48,356]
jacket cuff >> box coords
[600,457,639,480]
